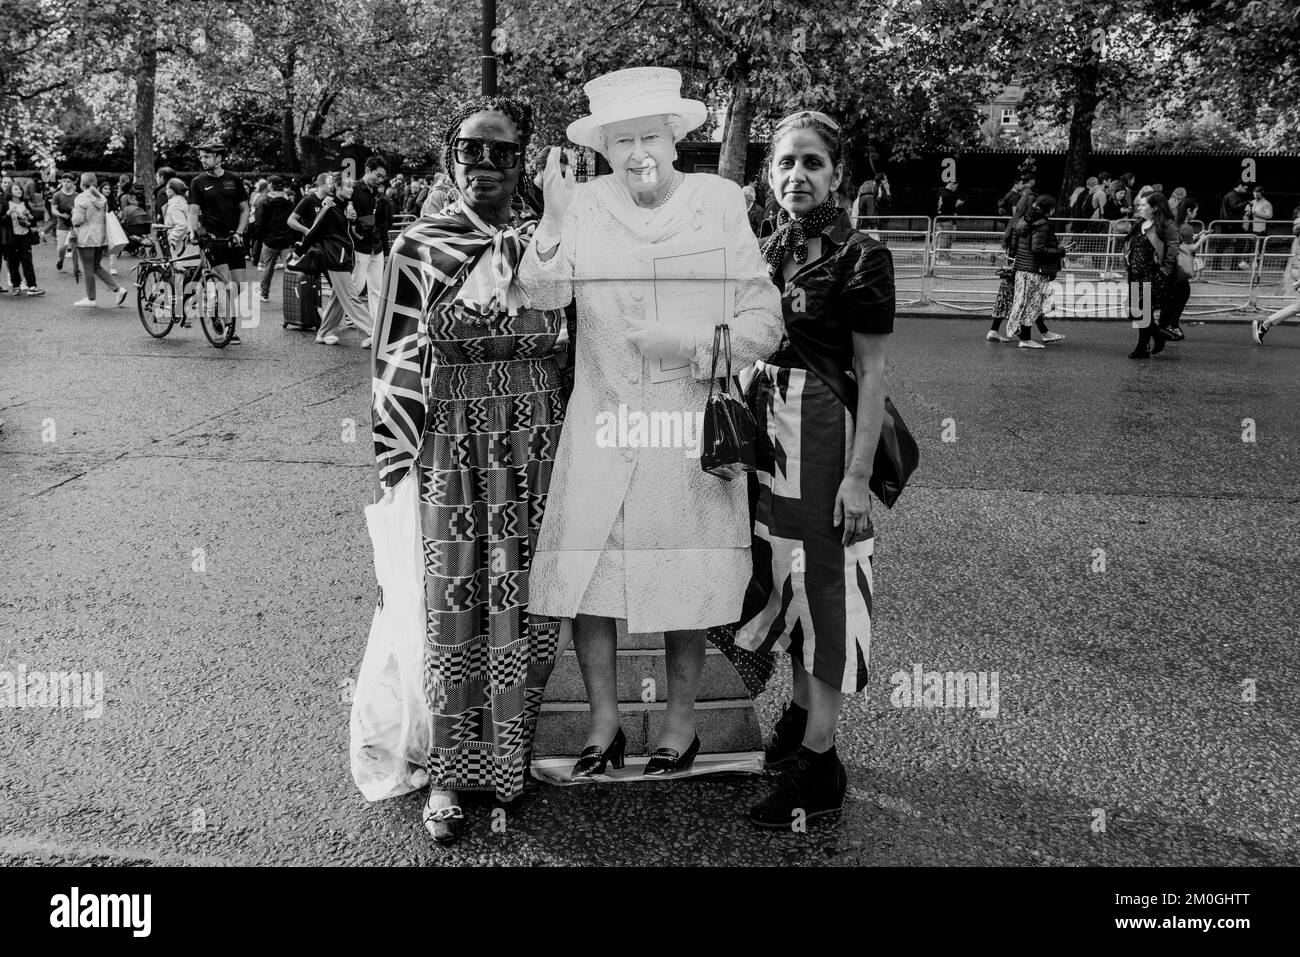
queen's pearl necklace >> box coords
[636,171,682,224]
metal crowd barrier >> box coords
[853,215,929,306]
[1254,235,1299,314]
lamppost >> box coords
[481,0,497,95]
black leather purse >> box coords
[701,322,757,481]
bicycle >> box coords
[135,229,239,347]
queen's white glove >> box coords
[625,317,695,361]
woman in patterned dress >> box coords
[732,111,895,828]
[365,96,565,843]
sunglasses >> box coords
[775,110,841,131]
[453,137,524,169]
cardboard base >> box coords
[530,751,764,786]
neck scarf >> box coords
[763,196,841,280]
[415,199,536,315]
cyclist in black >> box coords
[187,138,250,343]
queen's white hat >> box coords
[566,67,707,152]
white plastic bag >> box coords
[104,210,128,257]
[349,472,431,801]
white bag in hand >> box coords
[349,472,431,801]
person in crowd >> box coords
[1240,185,1273,271]
[405,175,428,216]
[419,171,459,218]
[1004,194,1070,349]
[934,180,964,262]
[728,109,892,829]
[1217,179,1251,271]
[117,192,155,256]
[1010,175,1038,219]
[385,172,408,215]
[361,95,567,844]
[517,67,782,786]
[1123,191,1182,359]
[743,184,764,235]
[288,173,331,238]
[50,172,80,277]
[161,177,190,257]
[70,173,128,308]
[1175,193,1197,227]
[187,139,250,343]
[1166,203,1210,340]
[854,174,883,229]
[253,175,296,300]
[1168,186,1188,222]
[347,155,389,345]
[3,182,45,296]
[1252,202,1300,345]
[299,171,368,346]
[153,166,177,223]
[374,178,394,256]
[1113,173,1136,218]
[248,178,270,268]
[998,176,1024,218]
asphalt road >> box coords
[1,240,1297,866]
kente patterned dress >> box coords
[370,203,564,802]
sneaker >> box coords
[110,267,118,276]
[321,334,340,345]
[749,745,848,829]
[360,337,373,348]
[1252,320,1267,345]
[115,287,129,307]
[73,298,97,307]
[764,702,808,770]
[985,330,1012,342]
[1018,339,1045,349]
[259,292,270,302]
[1167,327,1185,340]
[1040,331,1065,343]
[10,288,21,297]
[25,288,46,297]
[229,333,241,343]
[1237,260,1252,271]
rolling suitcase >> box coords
[282,270,321,331]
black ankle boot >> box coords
[749,745,848,829]
[764,702,808,770]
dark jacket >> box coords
[256,194,298,249]
[349,180,383,255]
[1124,218,1183,279]
[298,199,354,272]
[1006,210,1064,277]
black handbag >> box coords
[871,396,919,509]
[701,322,757,481]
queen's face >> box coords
[768,128,842,218]
[604,116,677,193]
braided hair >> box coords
[440,96,535,182]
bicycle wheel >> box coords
[199,271,237,348]
[136,264,177,338]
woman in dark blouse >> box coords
[731,110,894,829]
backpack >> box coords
[1102,190,1123,220]
[1071,187,1094,220]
